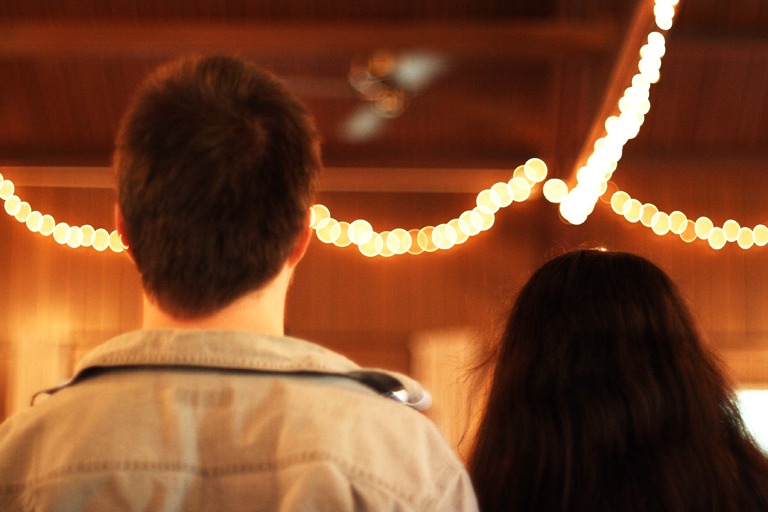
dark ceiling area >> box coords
[0,0,766,184]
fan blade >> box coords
[338,104,386,142]
[391,52,448,92]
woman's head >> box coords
[494,249,718,428]
[469,249,768,511]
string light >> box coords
[2,1,765,255]
[0,172,127,253]
[605,187,767,250]
[543,0,677,225]
[309,157,546,257]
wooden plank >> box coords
[2,166,521,193]
[0,20,619,60]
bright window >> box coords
[737,390,768,453]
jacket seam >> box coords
[0,451,451,510]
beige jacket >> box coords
[0,329,478,511]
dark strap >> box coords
[32,365,422,408]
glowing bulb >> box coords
[432,223,457,250]
[377,232,395,257]
[108,231,125,252]
[632,74,651,90]
[668,211,687,234]
[476,189,500,214]
[640,203,659,227]
[349,219,373,245]
[392,228,413,254]
[460,210,483,236]
[310,204,330,228]
[543,179,569,204]
[418,227,438,253]
[651,212,670,235]
[474,208,495,231]
[490,182,513,208]
[753,224,768,247]
[722,219,740,242]
[25,211,44,232]
[388,228,412,254]
[449,219,469,245]
[92,229,110,252]
[333,222,352,247]
[640,64,661,84]
[456,216,472,237]
[737,227,754,250]
[647,31,666,49]
[315,218,340,244]
[80,225,95,247]
[680,220,697,243]
[40,215,56,236]
[523,158,547,183]
[636,98,651,115]
[605,116,621,135]
[67,226,84,249]
[618,97,634,115]
[509,177,531,202]
[14,201,31,222]
[610,191,630,214]
[707,228,727,250]
[654,4,675,22]
[0,180,14,200]
[4,195,21,216]
[407,229,423,255]
[655,16,673,31]
[52,222,70,245]
[559,190,593,225]
[512,165,529,182]
[694,217,714,239]
[359,233,384,257]
[622,199,642,223]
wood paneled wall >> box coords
[2,159,768,423]
[0,185,142,418]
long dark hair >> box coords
[468,249,768,511]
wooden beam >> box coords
[0,20,619,60]
[669,28,768,59]
[2,166,518,193]
[567,0,656,182]
[5,155,768,192]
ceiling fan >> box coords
[339,50,448,143]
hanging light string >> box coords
[606,189,768,250]
[310,158,547,257]
[542,0,677,226]
[0,172,126,252]
[4,0,755,255]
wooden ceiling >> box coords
[0,0,766,183]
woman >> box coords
[468,249,768,511]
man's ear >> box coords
[287,213,313,267]
[114,204,134,262]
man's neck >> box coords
[141,266,292,336]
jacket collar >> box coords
[35,329,431,410]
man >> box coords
[0,55,478,511]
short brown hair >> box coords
[114,54,320,318]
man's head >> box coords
[114,54,321,319]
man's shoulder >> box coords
[0,369,478,511]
